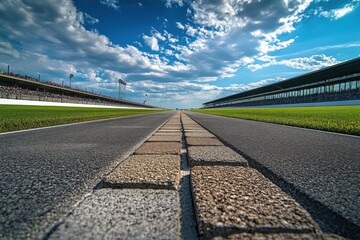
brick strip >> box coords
[191,165,321,238]
[147,135,181,142]
[135,142,181,154]
[186,137,223,146]
[187,146,248,167]
[104,155,180,190]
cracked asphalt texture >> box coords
[0,111,173,239]
[186,111,360,238]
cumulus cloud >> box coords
[176,22,185,30]
[100,0,120,10]
[0,0,317,86]
[143,35,160,51]
[161,0,315,82]
[0,0,190,86]
[83,12,99,24]
[129,78,279,108]
[319,2,355,20]
[164,0,184,8]
[248,54,339,71]
[0,41,20,58]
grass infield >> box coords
[192,106,360,136]
[0,105,165,133]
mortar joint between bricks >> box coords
[178,111,199,239]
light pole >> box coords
[118,79,127,99]
[144,93,148,104]
[118,79,121,99]
[69,73,74,88]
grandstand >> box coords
[203,57,360,108]
[0,72,157,108]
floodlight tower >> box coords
[143,93,148,104]
[69,73,74,88]
[118,79,127,99]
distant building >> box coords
[203,57,360,108]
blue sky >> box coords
[0,0,359,108]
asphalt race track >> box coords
[186,111,360,239]
[0,111,173,239]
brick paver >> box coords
[135,142,181,155]
[147,135,181,142]
[187,146,248,167]
[185,132,215,138]
[186,137,223,146]
[104,155,180,190]
[153,132,182,136]
[191,165,321,239]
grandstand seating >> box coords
[203,57,360,108]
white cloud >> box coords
[100,0,120,10]
[319,4,355,20]
[159,0,315,82]
[153,31,166,41]
[176,22,185,30]
[0,40,20,58]
[143,35,159,51]
[129,78,278,108]
[257,38,296,54]
[164,0,184,8]
[248,54,339,71]
[84,12,99,24]
[138,2,142,7]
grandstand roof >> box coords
[204,57,360,105]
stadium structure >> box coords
[203,57,360,108]
[0,73,157,108]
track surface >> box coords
[186,111,360,238]
[0,111,173,239]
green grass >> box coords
[0,105,165,133]
[192,106,360,136]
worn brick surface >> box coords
[188,146,248,167]
[157,129,181,133]
[185,132,215,138]
[191,166,321,239]
[185,129,208,132]
[153,132,182,136]
[104,155,180,190]
[186,137,223,146]
[135,142,181,155]
[162,124,181,129]
[147,135,181,142]
[161,127,181,130]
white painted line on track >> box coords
[0,99,153,109]
[0,113,169,136]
